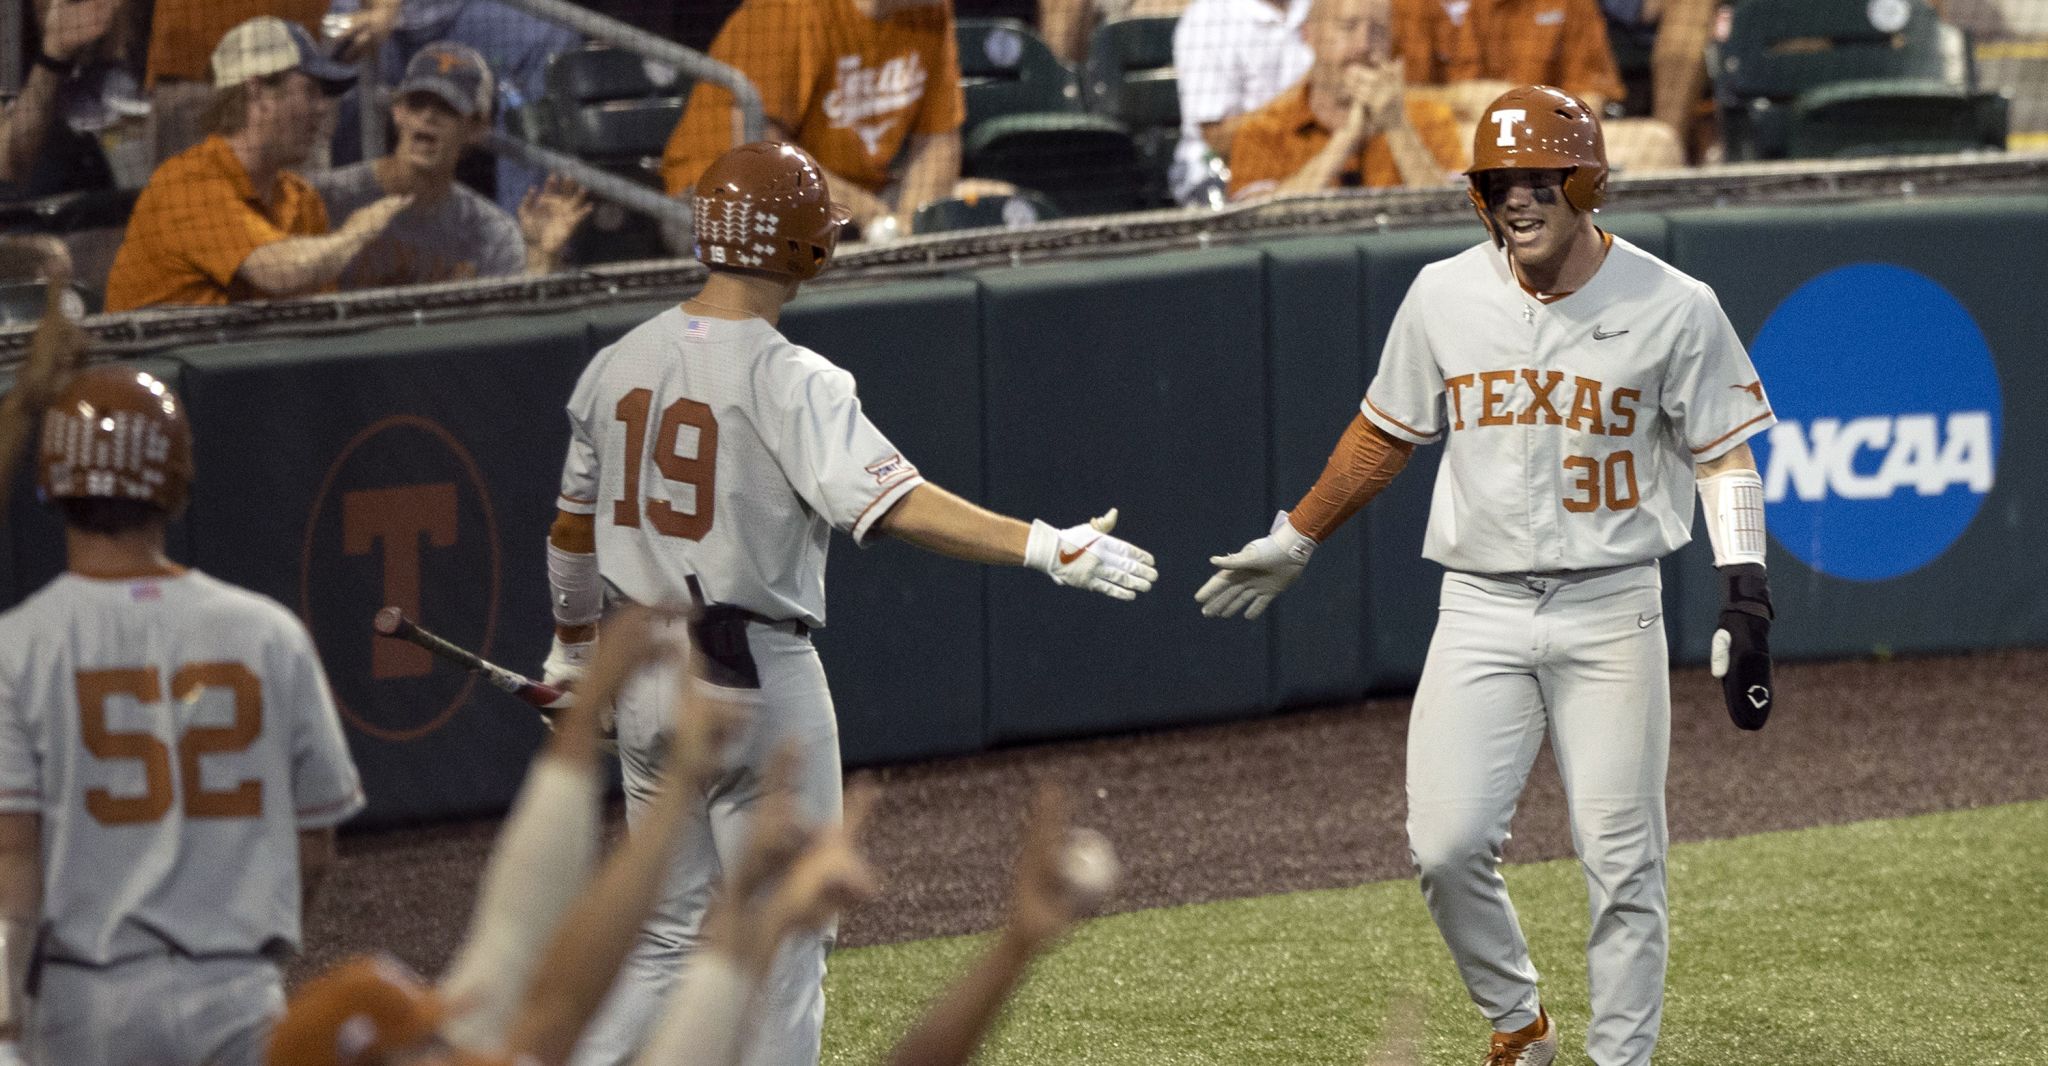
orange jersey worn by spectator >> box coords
[144,0,327,87]
[660,0,966,196]
[1392,0,1622,104]
[1227,82,1464,198]
[103,134,329,311]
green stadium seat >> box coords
[911,189,1063,233]
[1717,0,2007,160]
[1082,15,1181,192]
[1083,15,1180,129]
[964,114,1152,216]
[536,46,689,171]
[956,19,1082,136]
[1786,77,2009,157]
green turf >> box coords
[820,801,2048,1065]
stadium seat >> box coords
[956,19,1083,135]
[1082,16,1181,192]
[536,46,689,172]
[0,281,90,325]
[1717,0,2008,159]
[964,114,1151,217]
[911,189,1063,233]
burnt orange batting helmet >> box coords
[692,141,850,281]
[1464,85,1608,238]
[37,365,193,514]
[266,955,514,1066]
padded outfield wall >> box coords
[5,193,2042,825]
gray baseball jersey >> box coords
[1361,235,1775,574]
[557,310,925,626]
[1375,234,1775,1066]
[0,570,364,965]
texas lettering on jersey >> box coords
[824,53,928,156]
[1442,370,1641,436]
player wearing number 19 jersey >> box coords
[1198,88,1779,1066]
[0,367,364,1066]
[548,143,1157,1066]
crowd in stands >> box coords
[0,0,2028,313]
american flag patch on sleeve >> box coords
[686,319,710,340]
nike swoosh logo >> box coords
[1059,537,1100,565]
[1593,328,1629,340]
[1636,613,1659,628]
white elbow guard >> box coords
[1698,469,1767,569]
[547,539,602,628]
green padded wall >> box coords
[977,249,1272,742]
[176,312,590,826]
[1666,196,2048,661]
[779,280,990,764]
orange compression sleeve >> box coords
[1287,414,1416,541]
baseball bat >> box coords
[372,606,566,708]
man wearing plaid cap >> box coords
[105,15,413,311]
[313,41,591,287]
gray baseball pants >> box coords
[1405,562,1670,1066]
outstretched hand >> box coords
[1026,509,1159,601]
[1196,511,1316,619]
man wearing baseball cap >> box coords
[104,15,413,311]
[313,41,591,288]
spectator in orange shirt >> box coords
[661,0,1004,237]
[1391,0,1681,169]
[144,0,400,164]
[1228,0,1464,200]
[1393,0,1621,115]
[104,16,412,311]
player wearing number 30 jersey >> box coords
[0,367,364,1066]
[1200,88,1778,1066]
[547,142,1157,1066]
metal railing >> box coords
[347,0,769,235]
[6,148,2044,360]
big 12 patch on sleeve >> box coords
[866,453,916,487]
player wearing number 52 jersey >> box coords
[0,367,365,1066]
[548,142,1157,1066]
[1199,88,1778,1066]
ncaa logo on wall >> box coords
[1748,264,2001,581]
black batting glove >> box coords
[1711,563,1774,730]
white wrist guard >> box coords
[1698,469,1767,569]
[547,540,602,628]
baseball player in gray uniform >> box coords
[0,366,365,1066]
[1198,86,1777,1066]
[545,142,1158,1066]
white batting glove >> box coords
[1024,509,1159,601]
[541,636,592,712]
[1196,511,1316,620]
[0,1041,25,1066]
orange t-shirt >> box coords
[105,135,331,312]
[1391,0,1623,105]
[145,0,328,87]
[661,0,966,196]
[1227,82,1466,199]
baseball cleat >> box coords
[1483,1007,1557,1066]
